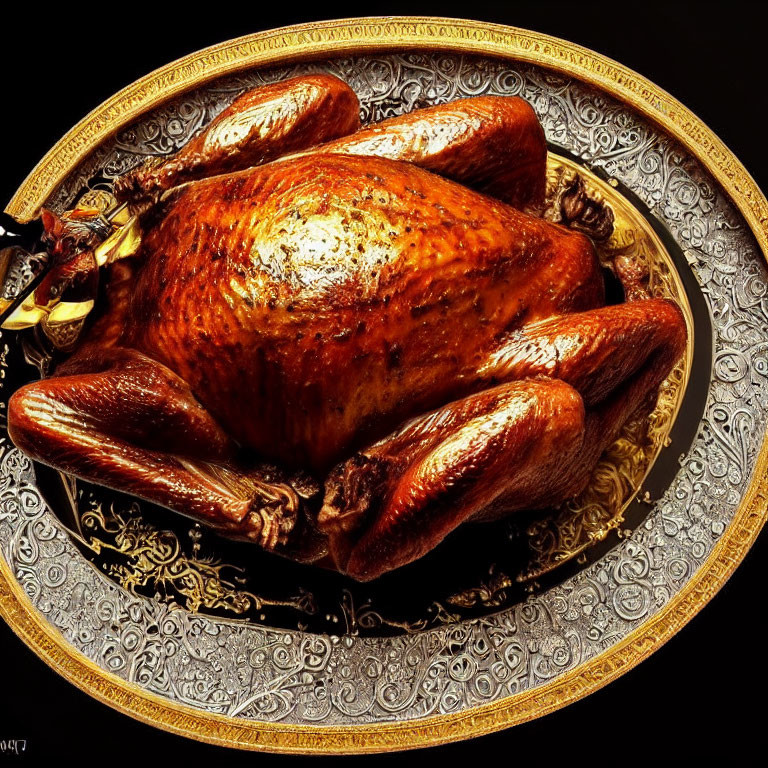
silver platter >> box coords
[0,20,766,752]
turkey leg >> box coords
[474,301,687,522]
[477,298,687,406]
[319,379,587,581]
[320,298,686,580]
[7,347,303,550]
[114,74,362,202]
[295,95,547,210]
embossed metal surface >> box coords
[1,23,766,751]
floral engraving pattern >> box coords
[3,52,767,725]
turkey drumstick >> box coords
[114,74,362,202]
[115,76,547,212]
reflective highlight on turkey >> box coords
[6,74,687,581]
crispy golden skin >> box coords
[127,153,604,469]
[113,74,361,201]
[7,79,687,580]
[293,96,547,210]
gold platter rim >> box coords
[1,15,766,754]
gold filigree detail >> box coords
[446,566,514,609]
[80,500,315,617]
[338,589,429,635]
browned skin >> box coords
[293,96,547,211]
[320,299,686,580]
[116,86,546,213]
[113,74,361,202]
[128,153,604,471]
[7,82,687,580]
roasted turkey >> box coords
[7,74,686,580]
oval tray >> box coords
[1,17,767,753]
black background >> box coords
[1,1,766,762]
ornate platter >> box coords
[1,17,766,753]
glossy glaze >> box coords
[114,74,361,201]
[129,153,602,469]
[291,95,547,210]
[7,76,687,580]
